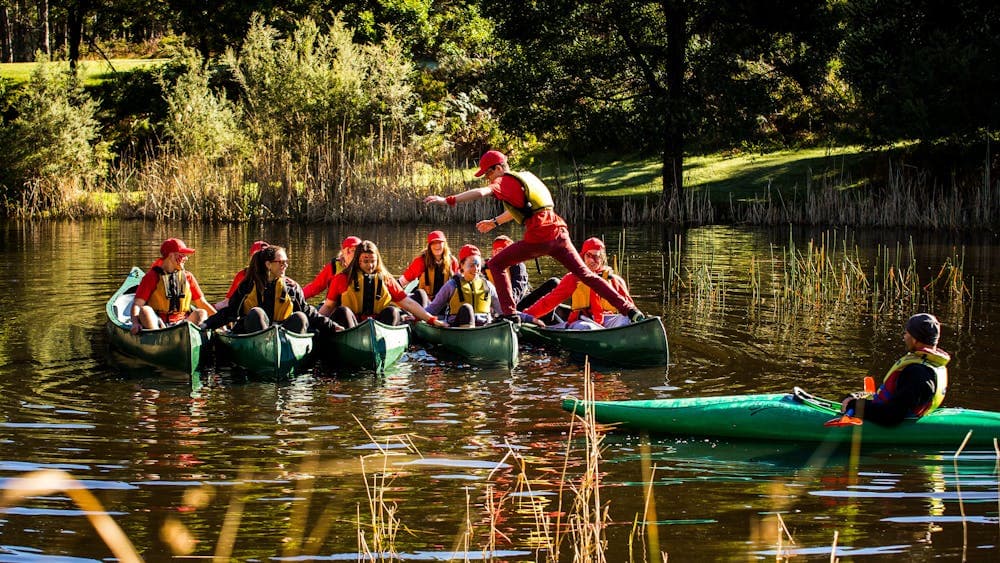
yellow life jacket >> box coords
[501,171,555,224]
[873,347,950,416]
[241,277,295,322]
[420,257,457,297]
[341,272,393,316]
[448,274,492,315]
[569,269,617,318]
[145,267,192,317]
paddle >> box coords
[823,377,877,427]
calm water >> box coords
[1,220,999,560]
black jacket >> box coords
[204,277,339,335]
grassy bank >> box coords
[0,59,166,86]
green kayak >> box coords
[519,316,669,367]
[410,320,519,368]
[317,318,409,372]
[215,325,315,376]
[562,388,1000,446]
[105,266,210,375]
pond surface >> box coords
[0,220,998,560]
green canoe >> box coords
[105,266,210,375]
[317,318,409,372]
[562,388,1000,446]
[410,320,519,368]
[519,316,669,367]
[214,325,315,376]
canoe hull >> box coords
[318,319,409,372]
[520,316,668,367]
[410,320,518,368]
[215,325,314,376]
[105,267,209,374]
[562,392,1000,446]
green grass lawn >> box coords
[530,145,886,203]
[0,59,166,87]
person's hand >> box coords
[476,219,495,233]
[424,195,446,205]
[531,316,546,327]
[130,321,141,335]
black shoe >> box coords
[627,309,646,323]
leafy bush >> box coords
[0,54,110,206]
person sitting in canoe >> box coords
[484,235,529,304]
[840,313,950,426]
[522,237,636,330]
[129,238,217,334]
[202,245,341,335]
[215,240,270,309]
[398,230,460,307]
[319,240,445,328]
[424,149,643,326]
[302,235,361,300]
[423,244,503,327]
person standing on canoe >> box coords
[303,235,362,300]
[522,237,636,329]
[216,240,270,309]
[130,238,216,334]
[424,150,643,325]
[319,240,445,328]
[423,244,503,327]
[840,313,950,426]
[202,245,341,335]
[398,230,460,307]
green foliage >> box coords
[161,48,246,160]
[0,54,110,199]
[840,0,1000,146]
[224,14,416,155]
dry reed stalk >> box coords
[0,469,143,562]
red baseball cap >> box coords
[342,235,362,249]
[249,240,270,257]
[492,235,514,252]
[581,237,605,254]
[458,244,481,263]
[427,230,447,244]
[474,150,507,177]
[160,238,195,257]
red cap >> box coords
[249,240,270,257]
[160,238,195,257]
[341,235,362,249]
[458,244,481,263]
[492,235,514,252]
[427,230,447,244]
[581,237,605,254]
[474,150,507,177]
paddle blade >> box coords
[864,376,876,394]
[824,415,863,427]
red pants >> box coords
[488,229,634,315]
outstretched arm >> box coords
[398,296,445,326]
[424,186,493,206]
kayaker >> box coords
[522,237,636,329]
[130,238,217,334]
[398,230,460,307]
[424,150,644,326]
[319,239,445,328]
[840,313,950,426]
[202,245,341,335]
[424,244,503,327]
[215,240,270,309]
[302,235,361,300]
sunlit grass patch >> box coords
[0,59,166,86]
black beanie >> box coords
[906,313,940,347]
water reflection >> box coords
[0,220,999,559]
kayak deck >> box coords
[562,390,1000,446]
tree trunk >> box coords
[661,0,687,201]
[1,6,11,63]
[67,0,90,70]
[39,0,49,56]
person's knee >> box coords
[283,311,309,333]
[454,304,475,328]
[333,306,357,328]
[411,289,429,308]
[378,307,401,326]
[243,307,269,332]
